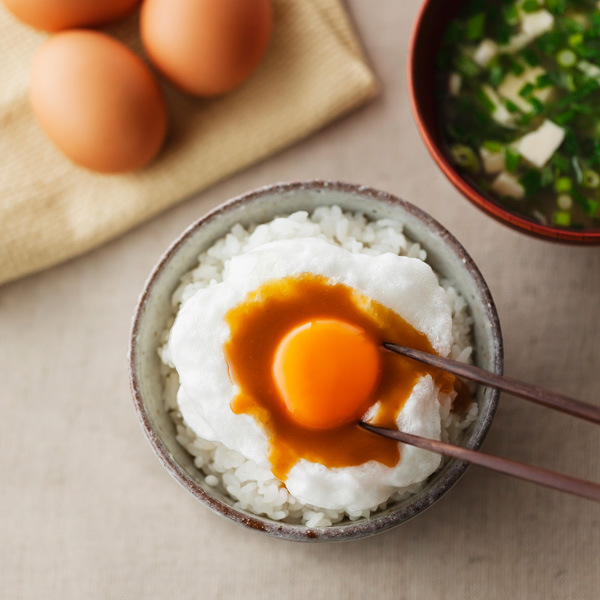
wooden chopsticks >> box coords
[383,344,600,425]
[359,344,600,502]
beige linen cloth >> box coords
[0,0,378,286]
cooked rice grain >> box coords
[159,206,476,527]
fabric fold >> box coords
[0,0,379,285]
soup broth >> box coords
[438,0,600,229]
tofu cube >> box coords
[474,39,498,67]
[448,72,462,96]
[503,32,532,53]
[491,172,525,199]
[482,85,515,126]
[498,66,553,113]
[480,147,505,174]
[513,119,566,168]
[502,10,554,53]
[521,10,554,38]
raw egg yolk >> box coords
[226,274,455,480]
[272,319,382,429]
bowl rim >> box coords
[128,179,503,542]
[407,0,600,244]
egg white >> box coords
[169,238,453,511]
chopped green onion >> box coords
[545,0,566,16]
[504,99,520,113]
[503,4,520,25]
[564,129,579,155]
[564,72,577,91]
[519,82,535,98]
[552,154,570,173]
[520,48,539,67]
[454,55,481,78]
[505,147,521,172]
[568,33,584,47]
[590,12,600,35]
[592,140,600,166]
[536,32,563,55]
[528,96,545,114]
[572,102,592,115]
[557,49,577,68]
[546,70,564,88]
[559,18,585,34]
[517,112,534,126]
[576,45,600,61]
[557,194,573,210]
[508,57,525,75]
[520,169,542,196]
[536,74,553,89]
[553,211,571,226]
[451,144,480,173]
[483,140,503,153]
[489,64,505,87]
[555,176,572,192]
[437,1,600,229]
[582,169,600,189]
[558,17,591,33]
[586,199,600,216]
[521,0,540,13]
[554,110,575,125]
[466,13,486,41]
[556,81,599,108]
[476,88,496,113]
[541,166,554,187]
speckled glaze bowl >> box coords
[408,0,600,244]
[128,180,503,542]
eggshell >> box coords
[140,0,272,97]
[2,0,141,31]
[30,30,168,173]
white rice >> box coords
[158,206,477,527]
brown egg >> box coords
[140,0,272,97]
[2,0,140,31]
[30,30,168,173]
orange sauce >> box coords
[224,274,456,481]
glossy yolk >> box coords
[273,319,382,429]
[225,274,458,481]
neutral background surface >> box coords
[1,1,599,598]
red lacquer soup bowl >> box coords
[408,0,600,244]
